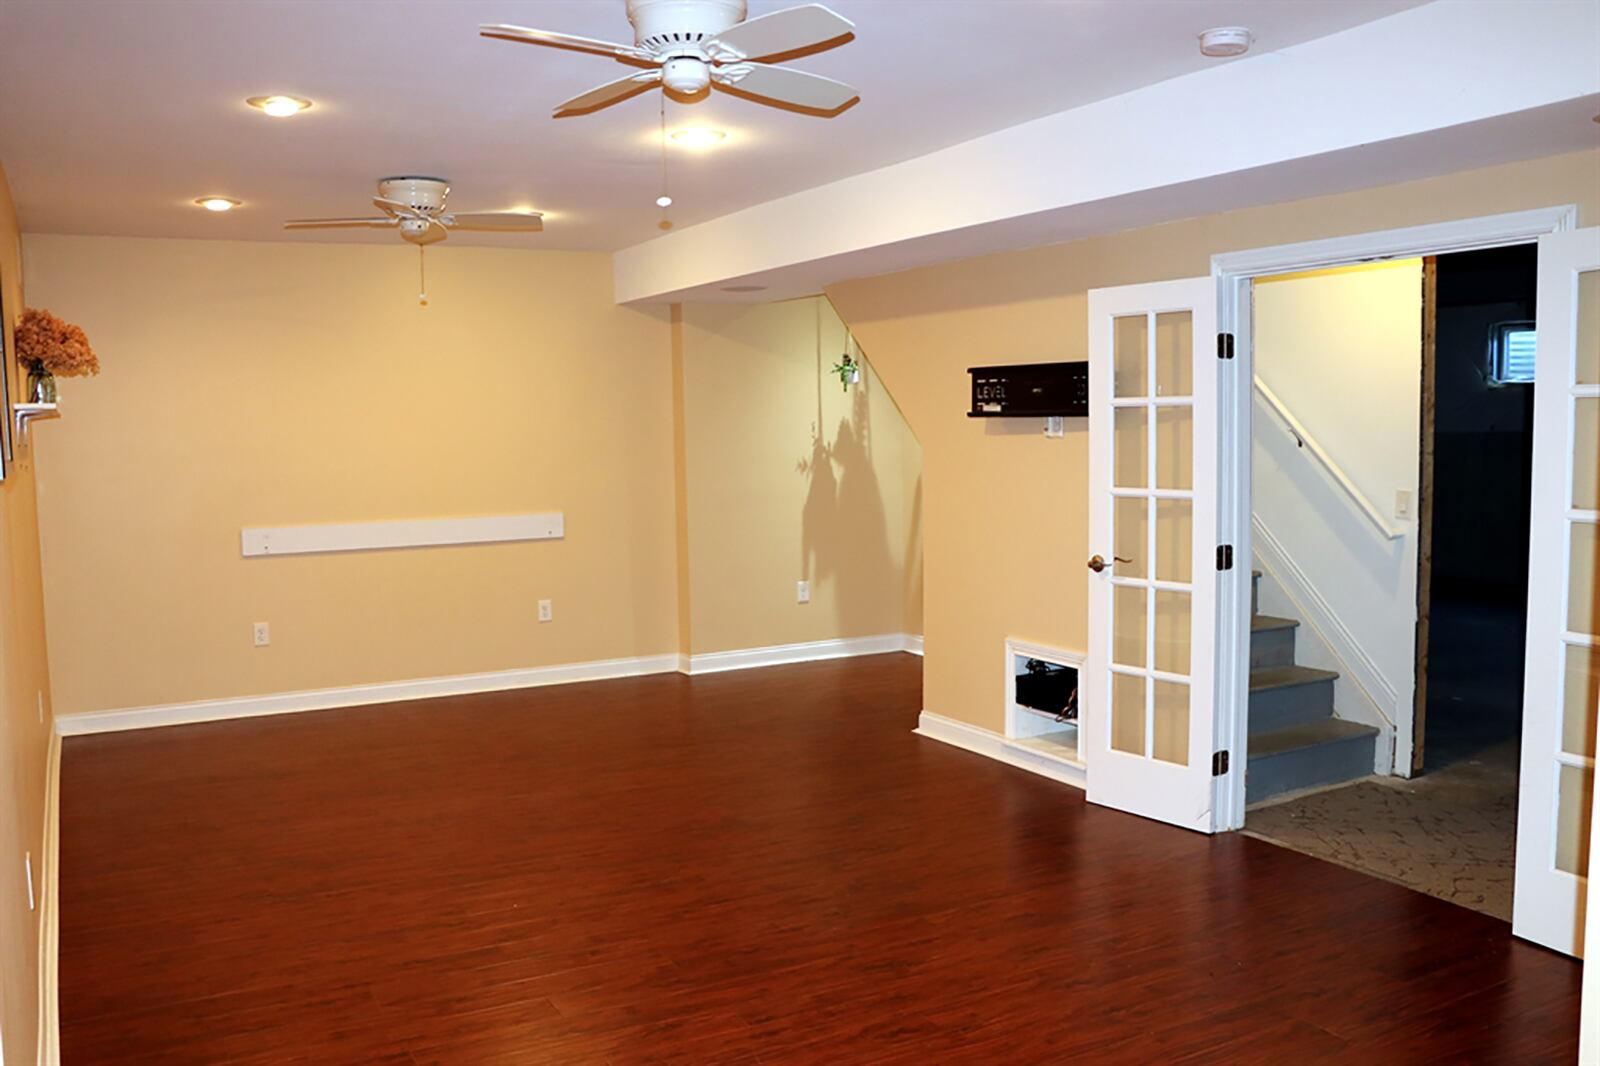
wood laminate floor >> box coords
[62,654,1579,1063]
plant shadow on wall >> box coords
[797,330,900,639]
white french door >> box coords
[1513,226,1600,957]
[1086,277,1221,832]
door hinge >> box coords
[1216,544,1234,571]
[1217,332,1235,360]
[1212,750,1230,776]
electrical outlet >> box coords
[24,852,34,911]
[253,621,270,647]
[538,599,553,623]
[1395,489,1413,520]
[796,580,810,604]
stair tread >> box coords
[1248,717,1379,758]
[1251,614,1299,632]
[1249,664,1338,691]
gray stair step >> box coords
[1250,614,1299,669]
[1247,718,1378,804]
[1249,664,1338,734]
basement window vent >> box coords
[1489,322,1536,385]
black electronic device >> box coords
[968,361,1088,418]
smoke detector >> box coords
[1199,26,1252,58]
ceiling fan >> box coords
[481,0,859,117]
[284,176,543,245]
[285,177,543,303]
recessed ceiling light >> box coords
[670,128,727,149]
[1198,26,1251,58]
[246,94,313,118]
[656,195,674,208]
[194,196,241,212]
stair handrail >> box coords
[1253,376,1405,541]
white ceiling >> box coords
[0,0,1424,251]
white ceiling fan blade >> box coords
[479,23,651,62]
[713,63,858,113]
[555,70,662,116]
[707,4,854,61]
[444,212,545,233]
[283,217,397,229]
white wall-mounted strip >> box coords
[241,513,563,558]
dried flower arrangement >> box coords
[15,307,99,378]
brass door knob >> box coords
[1087,554,1132,573]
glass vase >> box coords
[27,368,57,404]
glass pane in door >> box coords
[1575,397,1598,510]
[1114,315,1149,397]
[1557,762,1595,875]
[1579,268,1600,385]
[1155,311,1193,397]
[1152,681,1190,765]
[1114,497,1148,579]
[1115,408,1149,488]
[1155,407,1193,490]
[1153,590,1192,675]
[1155,499,1192,583]
[1569,522,1598,635]
[1113,586,1147,667]
[1111,673,1146,755]
[1561,643,1600,759]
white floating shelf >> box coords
[241,512,565,557]
[14,402,59,443]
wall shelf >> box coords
[14,402,59,444]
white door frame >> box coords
[1209,205,1578,832]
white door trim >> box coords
[1210,204,1578,832]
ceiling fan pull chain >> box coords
[418,245,428,305]
[657,92,673,225]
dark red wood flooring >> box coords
[61,654,1578,1062]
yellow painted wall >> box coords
[0,162,56,1066]
[678,298,920,653]
[24,236,680,716]
[826,148,1600,734]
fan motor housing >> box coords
[378,176,450,213]
[626,0,744,51]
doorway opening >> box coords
[1239,244,1539,921]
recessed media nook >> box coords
[1001,639,1085,782]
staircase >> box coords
[1247,570,1378,805]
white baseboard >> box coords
[903,635,924,656]
[914,711,1085,791]
[37,729,59,1066]
[56,653,685,736]
[683,633,916,675]
[55,634,925,735]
